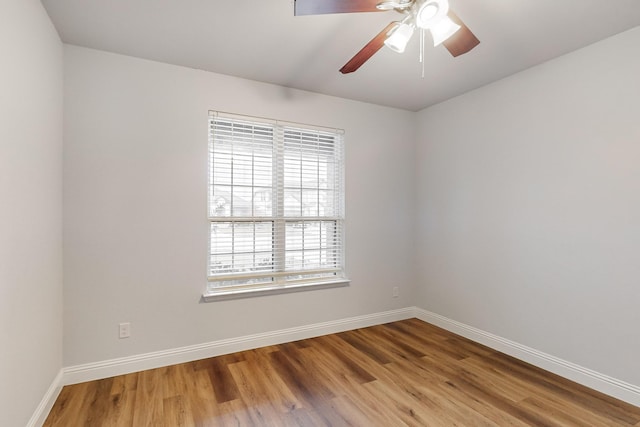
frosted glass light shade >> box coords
[414,0,449,29]
[430,15,460,46]
[384,23,415,53]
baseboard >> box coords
[63,307,414,385]
[414,307,640,407]
[57,306,640,412]
[26,369,63,427]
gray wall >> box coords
[0,0,63,425]
[415,27,640,386]
[4,7,639,421]
[63,45,417,366]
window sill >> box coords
[202,279,350,302]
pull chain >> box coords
[419,28,425,78]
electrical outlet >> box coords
[392,287,399,298]
[119,322,131,339]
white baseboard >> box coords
[414,307,640,407]
[27,369,63,427]
[53,305,639,419]
[63,307,415,386]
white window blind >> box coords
[207,111,347,297]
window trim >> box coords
[202,279,350,302]
[203,111,349,301]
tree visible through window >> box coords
[207,112,347,296]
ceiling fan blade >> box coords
[340,22,398,74]
[295,0,382,16]
[442,10,480,57]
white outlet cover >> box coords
[119,322,131,338]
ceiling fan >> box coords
[294,0,480,73]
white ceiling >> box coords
[41,0,640,111]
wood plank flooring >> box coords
[44,318,640,426]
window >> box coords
[205,111,348,300]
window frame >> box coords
[203,111,349,301]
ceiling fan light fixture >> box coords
[414,0,449,29]
[384,22,414,53]
[419,4,438,22]
[430,15,461,46]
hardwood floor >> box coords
[44,318,640,426]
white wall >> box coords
[63,45,416,366]
[416,27,640,386]
[0,0,63,425]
